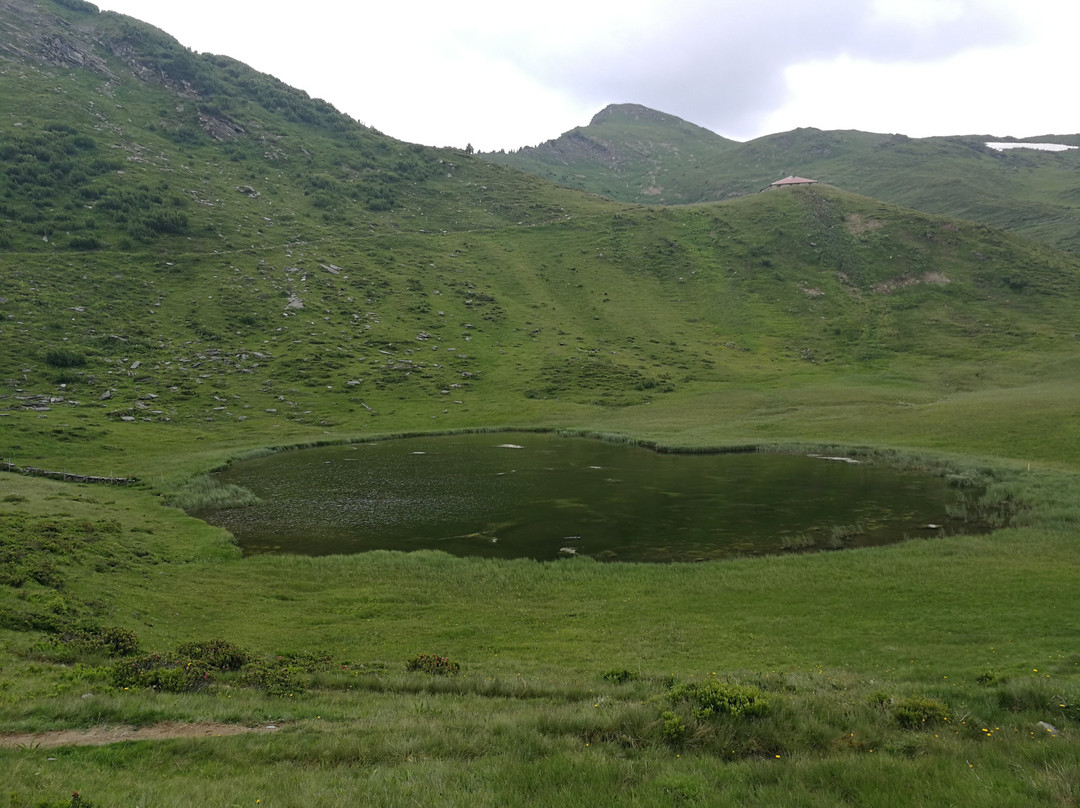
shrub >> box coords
[239,658,304,696]
[236,650,331,695]
[111,653,212,692]
[110,639,253,692]
[668,679,770,720]
[0,606,66,634]
[406,653,461,676]
[27,558,63,588]
[868,690,892,708]
[140,209,189,235]
[276,650,333,672]
[602,668,635,684]
[53,369,83,385]
[68,236,101,250]
[173,638,249,670]
[60,624,140,657]
[660,710,686,744]
[892,696,951,729]
[44,348,87,368]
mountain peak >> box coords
[589,103,690,127]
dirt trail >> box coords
[0,722,281,749]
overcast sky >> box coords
[91,0,1077,152]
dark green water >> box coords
[199,433,981,562]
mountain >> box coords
[484,104,1080,253]
[482,103,739,205]
[2,0,1080,461]
[0,0,611,256]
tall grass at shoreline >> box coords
[164,474,263,512]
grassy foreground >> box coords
[1,395,1078,807]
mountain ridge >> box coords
[484,104,1080,252]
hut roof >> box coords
[770,175,817,186]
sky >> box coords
[90,0,1078,152]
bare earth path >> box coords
[0,722,281,748]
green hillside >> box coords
[2,3,1079,806]
[483,103,739,204]
[485,104,1080,252]
[0,0,612,255]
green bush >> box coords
[668,679,770,719]
[44,348,87,368]
[236,649,332,695]
[239,658,305,696]
[140,209,189,235]
[173,638,249,670]
[106,638,333,696]
[868,690,892,708]
[60,624,140,657]
[68,235,102,250]
[111,653,212,692]
[892,695,951,729]
[602,668,636,684]
[276,650,334,672]
[406,653,461,676]
[110,639,253,692]
[660,710,686,744]
[0,606,67,634]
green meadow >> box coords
[2,1,1079,805]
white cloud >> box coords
[90,0,1074,149]
[758,0,1080,139]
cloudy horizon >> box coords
[89,0,1077,152]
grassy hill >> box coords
[6,175,1079,472]
[482,103,739,204]
[2,2,1079,806]
[484,104,1080,253]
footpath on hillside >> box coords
[0,722,281,748]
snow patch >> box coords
[986,142,1077,152]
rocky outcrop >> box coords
[200,112,246,141]
[0,0,111,75]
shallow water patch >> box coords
[196,433,986,562]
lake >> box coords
[197,432,983,562]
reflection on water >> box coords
[196,433,984,562]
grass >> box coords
[1,459,1078,805]
[164,473,263,512]
[1,659,1077,806]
